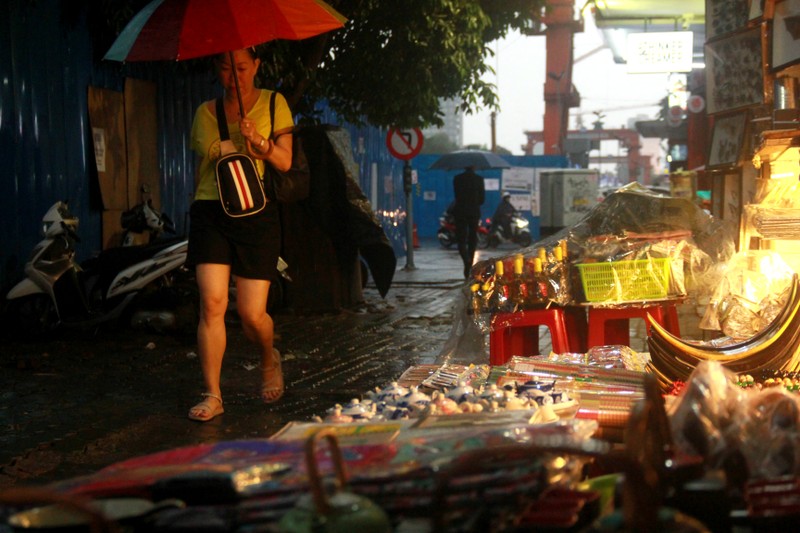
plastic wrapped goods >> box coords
[743,176,800,239]
[699,250,794,338]
[669,361,800,486]
[439,184,735,365]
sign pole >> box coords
[386,127,424,272]
[402,160,415,270]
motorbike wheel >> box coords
[477,232,489,249]
[488,234,500,249]
[438,231,454,249]
[517,233,532,248]
[5,294,60,339]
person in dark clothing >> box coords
[452,166,485,278]
[492,192,516,239]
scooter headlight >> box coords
[518,218,529,228]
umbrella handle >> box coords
[229,51,246,119]
[229,51,257,156]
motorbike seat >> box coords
[81,237,185,280]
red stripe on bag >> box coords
[229,159,254,209]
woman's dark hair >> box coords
[215,47,258,64]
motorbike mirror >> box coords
[61,221,81,242]
[120,208,141,230]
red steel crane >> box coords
[538,0,584,155]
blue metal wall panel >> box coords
[0,0,100,289]
[0,1,404,289]
[4,2,573,287]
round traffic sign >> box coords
[386,127,424,160]
[687,94,705,114]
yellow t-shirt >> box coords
[190,89,294,201]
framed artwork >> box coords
[708,168,743,249]
[706,0,749,40]
[743,105,772,158]
[708,112,748,168]
[724,169,743,251]
[724,170,743,225]
[705,27,764,113]
[772,0,800,71]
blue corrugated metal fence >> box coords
[0,1,408,290]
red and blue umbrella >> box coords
[105,0,346,62]
[104,0,346,117]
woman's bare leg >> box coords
[235,276,282,402]
[189,263,231,419]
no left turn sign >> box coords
[386,127,424,160]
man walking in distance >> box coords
[452,165,485,278]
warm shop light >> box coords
[761,254,780,276]
[743,275,758,304]
[769,147,800,179]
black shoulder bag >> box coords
[263,92,310,203]
[214,98,267,217]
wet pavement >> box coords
[0,239,704,490]
[0,240,487,489]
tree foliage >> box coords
[271,0,547,128]
[421,133,461,154]
[94,0,547,129]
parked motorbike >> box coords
[4,201,194,337]
[120,200,176,246]
[487,213,533,248]
[437,212,490,249]
[118,200,290,315]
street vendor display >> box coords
[470,182,732,311]
[438,183,735,369]
[647,272,800,390]
[10,186,800,530]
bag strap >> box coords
[216,98,230,141]
[268,91,276,139]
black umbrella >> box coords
[429,149,511,170]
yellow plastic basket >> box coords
[576,258,671,302]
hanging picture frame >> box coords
[707,167,743,249]
[706,0,749,40]
[708,111,748,169]
[705,27,764,114]
[772,0,800,71]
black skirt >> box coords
[187,200,281,281]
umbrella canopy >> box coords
[429,150,511,171]
[104,0,346,62]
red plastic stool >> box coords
[489,308,574,366]
[586,301,681,349]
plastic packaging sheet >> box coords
[743,177,800,240]
[438,183,736,363]
[669,360,800,486]
[541,345,651,372]
[699,250,794,338]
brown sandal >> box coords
[188,392,224,422]
[261,348,284,403]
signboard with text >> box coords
[626,31,693,73]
